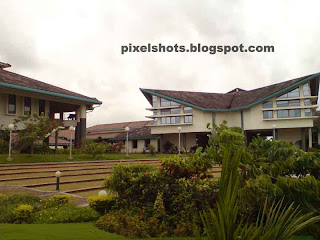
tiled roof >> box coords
[141,73,320,111]
[87,120,157,140]
[0,66,101,104]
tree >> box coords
[14,113,62,154]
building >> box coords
[87,121,160,153]
[140,72,320,152]
[0,61,102,149]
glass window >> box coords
[161,109,170,115]
[262,101,273,108]
[132,140,138,149]
[170,101,179,106]
[153,110,157,115]
[170,108,180,114]
[170,116,180,124]
[24,97,31,115]
[160,98,170,107]
[153,118,157,125]
[277,110,289,118]
[289,109,301,117]
[277,88,300,99]
[39,99,46,116]
[263,110,273,119]
[152,95,157,107]
[184,107,193,113]
[8,94,16,114]
[303,83,310,96]
[276,100,300,107]
[305,109,311,117]
[161,117,171,124]
[145,139,150,147]
[184,116,193,123]
[304,99,311,106]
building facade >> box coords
[0,61,102,149]
[141,72,320,152]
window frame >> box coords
[23,97,32,116]
[263,110,273,119]
[7,94,17,115]
[184,115,193,123]
[277,87,300,99]
[262,101,273,109]
[38,99,46,116]
[132,140,138,149]
[184,107,193,113]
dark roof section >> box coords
[141,72,320,112]
[0,61,11,69]
[116,126,159,140]
[0,68,101,104]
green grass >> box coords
[0,223,193,240]
[0,223,313,240]
[0,153,176,164]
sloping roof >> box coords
[0,65,101,104]
[141,72,320,112]
[87,120,158,140]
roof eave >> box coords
[0,81,102,105]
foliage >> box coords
[14,113,62,154]
[86,142,107,158]
[147,144,156,156]
[163,141,175,153]
[88,196,116,215]
[195,148,320,240]
[35,205,99,223]
[96,210,150,238]
[51,194,71,205]
[0,138,8,154]
[13,204,34,223]
[112,142,125,152]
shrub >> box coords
[88,196,116,215]
[86,142,107,158]
[112,142,125,152]
[0,139,8,154]
[35,205,99,223]
[13,204,33,223]
[96,210,150,238]
[51,194,71,206]
[147,144,156,156]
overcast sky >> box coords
[1,1,320,127]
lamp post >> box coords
[7,124,14,161]
[178,126,181,156]
[69,126,75,160]
[272,124,276,140]
[125,127,130,157]
[55,171,61,190]
[98,190,107,196]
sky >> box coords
[1,0,320,127]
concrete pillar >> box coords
[301,128,306,151]
[54,130,59,154]
[80,104,87,149]
[75,107,81,149]
[308,127,312,151]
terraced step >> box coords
[23,178,105,188]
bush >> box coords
[0,139,8,154]
[88,196,116,215]
[13,204,33,223]
[96,210,150,238]
[35,205,99,223]
[51,194,71,206]
[147,144,156,156]
[86,142,107,158]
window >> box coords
[160,98,170,107]
[303,83,310,96]
[263,110,273,119]
[262,101,273,108]
[39,99,46,116]
[153,118,157,125]
[304,99,311,106]
[170,108,180,114]
[277,110,289,118]
[289,109,301,117]
[305,109,312,117]
[152,95,157,107]
[8,94,16,114]
[153,110,157,115]
[145,139,150,147]
[184,107,193,113]
[170,116,180,124]
[161,109,170,115]
[160,98,180,107]
[277,109,301,118]
[277,88,300,99]
[161,117,171,124]
[24,97,31,115]
[184,115,193,123]
[276,100,300,107]
[132,140,138,149]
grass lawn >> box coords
[0,153,176,164]
[0,223,193,240]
